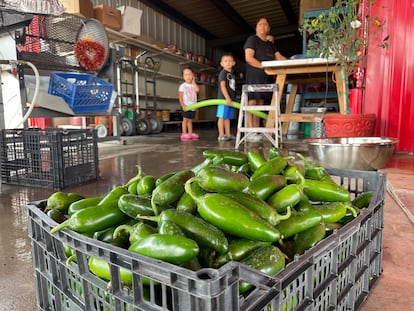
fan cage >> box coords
[17,14,87,71]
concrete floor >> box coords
[0,128,413,311]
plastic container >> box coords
[0,128,99,190]
[324,113,376,138]
[161,110,171,121]
[301,107,326,138]
[26,169,385,310]
[48,72,113,114]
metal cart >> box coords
[115,53,163,136]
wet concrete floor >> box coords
[0,128,413,310]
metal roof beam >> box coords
[209,0,253,33]
[278,0,298,24]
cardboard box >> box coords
[299,0,333,25]
[124,47,144,58]
[118,6,142,37]
[93,5,122,31]
[60,0,94,18]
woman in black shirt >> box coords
[244,17,286,142]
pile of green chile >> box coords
[48,148,372,294]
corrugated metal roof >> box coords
[161,0,299,37]
[139,0,302,58]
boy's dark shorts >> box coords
[181,110,196,119]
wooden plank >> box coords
[280,113,324,122]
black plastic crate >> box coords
[1,128,99,190]
[26,169,386,310]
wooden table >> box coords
[262,58,346,135]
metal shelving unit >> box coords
[4,13,121,141]
[105,28,218,129]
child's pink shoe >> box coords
[180,133,191,141]
[190,133,199,140]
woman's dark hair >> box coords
[255,16,271,27]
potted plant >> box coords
[301,0,389,137]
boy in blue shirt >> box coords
[217,53,236,141]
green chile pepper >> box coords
[239,245,286,295]
[158,220,185,236]
[278,240,296,261]
[176,192,197,214]
[202,149,248,166]
[151,169,195,215]
[338,205,360,226]
[139,209,229,255]
[228,239,271,261]
[268,147,284,159]
[324,222,342,234]
[198,247,216,268]
[93,226,129,248]
[250,156,290,180]
[236,162,252,176]
[352,191,373,209]
[50,203,130,234]
[276,209,323,239]
[267,184,304,213]
[297,154,335,184]
[113,221,157,245]
[190,158,214,175]
[183,256,202,271]
[300,201,354,223]
[303,179,351,202]
[157,222,201,271]
[185,179,281,243]
[155,172,175,187]
[195,166,250,192]
[63,243,75,259]
[47,208,67,224]
[129,233,199,265]
[118,194,172,218]
[293,223,326,255]
[244,174,287,201]
[214,239,271,268]
[68,196,105,215]
[88,256,145,287]
[98,186,129,207]
[46,192,84,213]
[247,150,267,171]
[129,222,157,244]
[283,164,305,184]
[222,191,291,226]
[136,175,156,197]
[127,180,138,194]
[88,256,159,298]
[124,165,142,187]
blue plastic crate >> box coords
[48,72,113,114]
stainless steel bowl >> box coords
[305,137,399,170]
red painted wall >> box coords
[364,0,414,152]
